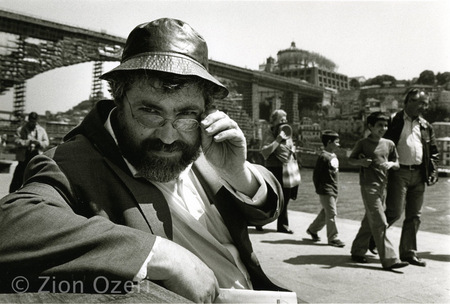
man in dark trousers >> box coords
[384,88,439,267]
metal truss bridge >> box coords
[0,9,326,140]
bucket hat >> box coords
[100,18,228,99]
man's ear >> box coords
[113,96,125,109]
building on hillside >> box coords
[259,42,349,91]
[436,90,450,113]
[358,84,405,110]
[298,117,321,148]
[326,104,341,119]
[365,98,381,113]
[436,137,450,166]
[320,118,364,137]
[432,122,450,138]
[337,90,363,118]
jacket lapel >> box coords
[103,157,173,238]
[192,155,248,243]
[69,100,173,239]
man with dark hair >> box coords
[384,89,439,267]
[9,111,49,192]
[0,18,287,303]
[306,130,345,248]
[349,111,408,270]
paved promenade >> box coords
[249,212,450,303]
[1,164,450,303]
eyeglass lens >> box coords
[125,94,200,131]
[138,114,199,130]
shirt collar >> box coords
[403,110,420,122]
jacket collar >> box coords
[64,100,131,174]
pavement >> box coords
[1,163,450,303]
[249,212,450,303]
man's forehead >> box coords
[129,83,205,110]
[374,120,388,125]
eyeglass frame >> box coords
[124,94,201,132]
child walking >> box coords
[349,112,409,270]
[306,130,345,247]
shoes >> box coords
[328,239,345,248]
[277,228,294,234]
[255,226,264,231]
[385,261,409,270]
[401,256,426,267]
[351,255,368,263]
[306,229,320,242]
[368,237,378,255]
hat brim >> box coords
[100,52,228,99]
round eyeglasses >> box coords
[125,95,200,131]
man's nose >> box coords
[153,121,179,144]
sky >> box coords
[0,0,449,115]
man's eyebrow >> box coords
[174,104,204,113]
[137,102,163,111]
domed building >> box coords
[260,42,349,91]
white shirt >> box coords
[104,109,268,288]
[397,112,423,165]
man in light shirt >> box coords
[384,88,439,267]
[0,18,288,303]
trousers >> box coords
[351,185,400,268]
[308,194,339,241]
[385,168,425,259]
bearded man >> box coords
[0,18,287,303]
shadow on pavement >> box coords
[418,251,450,262]
[282,254,407,273]
[260,238,337,246]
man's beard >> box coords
[116,125,201,183]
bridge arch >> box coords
[1,9,326,144]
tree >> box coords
[349,78,361,89]
[364,75,397,86]
[417,70,435,85]
[436,72,450,86]
[423,104,450,123]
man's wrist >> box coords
[220,162,259,197]
[133,237,161,281]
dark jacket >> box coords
[313,151,339,196]
[384,110,439,185]
[0,100,285,293]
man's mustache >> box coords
[145,139,190,153]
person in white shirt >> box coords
[383,89,439,267]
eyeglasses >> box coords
[125,94,200,131]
